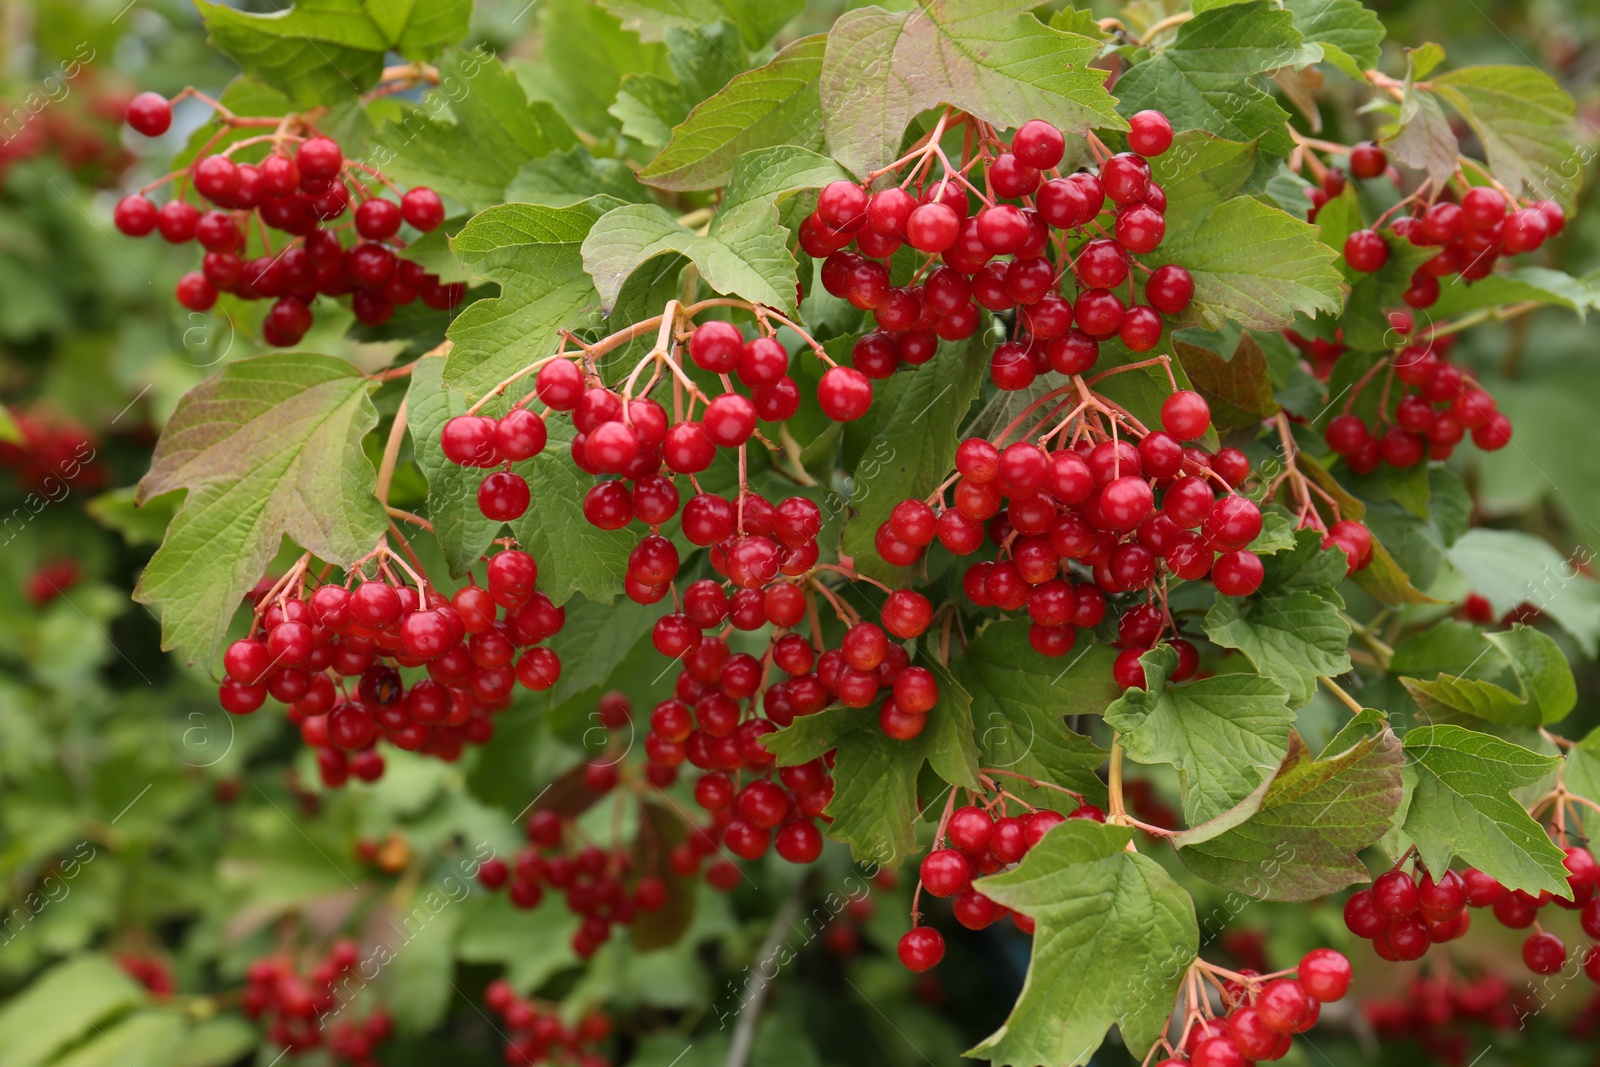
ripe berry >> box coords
[1372,869,1419,919]
[1461,185,1507,229]
[905,202,961,253]
[297,136,343,180]
[1297,948,1352,1001]
[1145,264,1194,315]
[1099,153,1150,205]
[1523,931,1566,975]
[689,320,743,373]
[1161,390,1211,440]
[817,366,873,422]
[919,849,972,897]
[897,927,944,972]
[1012,119,1065,169]
[868,187,917,237]
[1349,142,1388,179]
[1127,110,1174,156]
[817,181,868,231]
[400,187,446,231]
[126,91,173,136]
[355,198,403,240]
[1257,979,1313,1032]
[1344,229,1390,272]
[1114,203,1165,253]
[1211,550,1263,597]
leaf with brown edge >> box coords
[630,801,696,950]
[1173,715,1404,901]
[1173,334,1279,433]
[134,353,387,668]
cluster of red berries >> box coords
[1344,846,1600,979]
[803,112,1195,392]
[116,953,176,997]
[897,801,1107,972]
[475,808,669,958]
[1154,950,1353,1067]
[0,72,136,189]
[1315,330,1513,471]
[218,549,565,786]
[1363,971,1523,1065]
[0,406,105,495]
[485,980,613,1067]
[24,559,83,606]
[242,943,391,1064]
[114,91,461,344]
[1325,141,1567,307]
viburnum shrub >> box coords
[79,0,1600,1064]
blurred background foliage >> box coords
[0,1,1596,1066]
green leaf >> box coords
[1171,334,1279,433]
[1387,84,1457,190]
[517,0,669,136]
[1427,266,1600,320]
[607,21,749,150]
[1105,645,1295,824]
[1113,2,1302,158]
[970,822,1197,1067]
[1173,719,1404,900]
[1205,590,1352,710]
[194,0,470,107]
[172,1017,258,1067]
[505,146,652,208]
[1143,196,1342,332]
[598,0,802,50]
[374,50,579,214]
[1409,42,1447,79]
[840,338,987,584]
[1447,528,1600,657]
[0,954,143,1067]
[406,355,496,578]
[134,354,386,667]
[1566,727,1600,843]
[764,690,979,864]
[507,416,634,606]
[86,487,182,547]
[444,198,620,400]
[819,0,1120,178]
[1285,0,1382,80]
[1249,509,1299,556]
[638,35,827,192]
[952,619,1115,805]
[581,201,799,316]
[49,1013,186,1067]
[1432,66,1578,201]
[1149,131,1261,221]
[1402,625,1576,728]
[1402,724,1569,897]
[720,146,853,217]
[456,892,582,991]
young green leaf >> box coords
[581,200,799,316]
[135,354,387,668]
[719,146,853,217]
[1113,2,1303,157]
[516,0,670,136]
[194,0,470,107]
[1285,0,1384,80]
[1448,528,1600,656]
[1142,196,1342,332]
[1431,65,1578,202]
[638,36,827,192]
[970,822,1197,1067]
[819,0,1119,178]
[444,197,622,400]
[1402,723,1569,897]
[951,619,1116,806]
[1205,589,1352,710]
[1105,644,1295,823]
[1174,722,1404,901]
[1402,625,1577,728]
[599,0,803,50]
[374,49,579,213]
[505,146,652,208]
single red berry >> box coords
[1127,110,1174,156]
[1344,229,1390,272]
[125,91,172,136]
[1349,142,1388,179]
[1297,948,1352,1001]
[897,927,944,972]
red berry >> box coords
[1297,948,1352,1001]
[1523,931,1566,975]
[1127,110,1174,157]
[126,91,173,136]
[1349,142,1388,179]
[897,927,944,972]
[1372,869,1419,919]
[1012,119,1065,169]
[817,366,873,422]
[1344,229,1390,272]
[1161,390,1211,440]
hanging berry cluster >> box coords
[1345,844,1600,980]
[804,111,1191,390]
[484,980,614,1067]
[475,808,670,958]
[113,88,461,345]
[217,543,565,787]
[242,942,392,1065]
